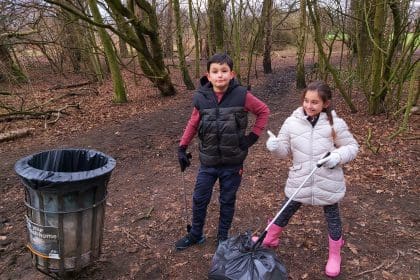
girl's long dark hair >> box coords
[302,80,336,139]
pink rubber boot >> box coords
[325,236,344,277]
[252,224,283,248]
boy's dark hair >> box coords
[207,53,234,71]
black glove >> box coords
[178,145,192,172]
[239,132,259,150]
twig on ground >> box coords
[27,92,82,111]
[131,206,155,223]
[403,135,420,140]
[384,250,402,269]
[354,250,403,277]
[45,103,81,126]
[354,261,386,276]
[121,228,151,249]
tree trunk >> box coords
[137,53,176,96]
[381,2,403,103]
[208,0,225,53]
[207,1,216,54]
[118,37,129,58]
[173,0,194,89]
[0,44,27,83]
[352,0,373,95]
[107,0,176,96]
[296,0,307,88]
[262,0,273,74]
[114,12,130,58]
[85,25,105,82]
[163,0,174,58]
[389,61,420,139]
[230,0,243,80]
[88,0,127,103]
[60,9,83,73]
[369,0,388,114]
[188,0,200,78]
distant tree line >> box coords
[0,0,418,136]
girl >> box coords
[259,80,358,277]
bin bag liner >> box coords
[14,148,116,192]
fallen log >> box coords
[0,128,34,143]
[48,81,92,90]
[0,102,80,123]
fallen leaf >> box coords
[348,259,360,267]
[347,242,359,254]
[173,261,188,268]
[382,270,398,280]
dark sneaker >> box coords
[175,233,206,251]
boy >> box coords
[176,53,269,250]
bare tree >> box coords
[306,0,357,112]
[46,0,176,96]
[229,0,244,80]
[208,0,225,53]
[163,0,174,58]
[173,0,194,89]
[188,0,200,78]
[347,0,419,115]
[0,0,31,82]
[88,0,127,103]
[296,0,307,88]
[262,0,273,74]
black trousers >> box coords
[190,164,243,240]
[273,198,342,240]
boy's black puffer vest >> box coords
[193,76,248,166]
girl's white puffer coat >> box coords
[271,107,359,205]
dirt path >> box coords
[1,61,419,280]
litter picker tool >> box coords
[252,152,330,249]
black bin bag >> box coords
[209,232,287,280]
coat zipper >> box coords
[310,122,315,205]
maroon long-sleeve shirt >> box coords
[180,91,270,146]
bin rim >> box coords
[14,148,116,185]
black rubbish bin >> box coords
[14,148,116,276]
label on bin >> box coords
[26,216,60,259]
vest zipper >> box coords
[213,93,222,158]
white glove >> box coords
[317,152,341,168]
[266,130,281,152]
